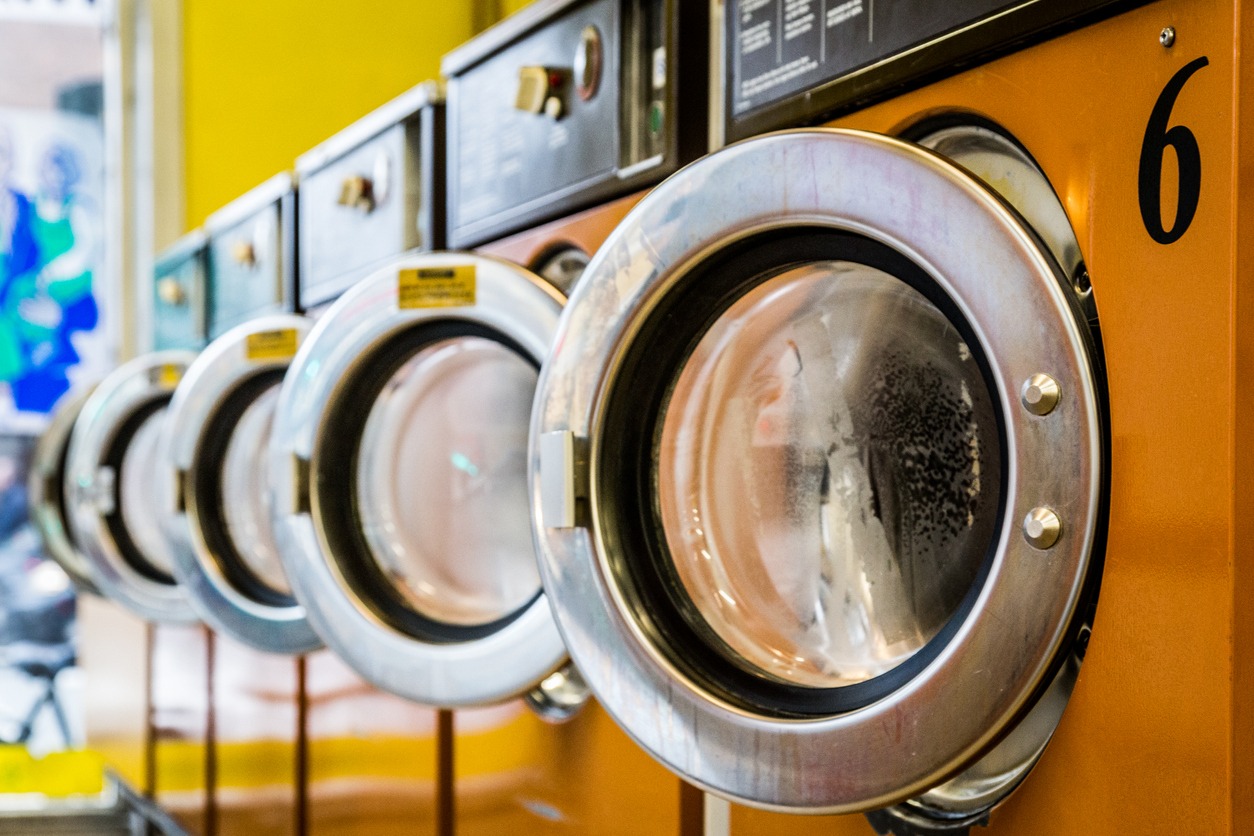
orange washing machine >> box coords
[160,312,317,836]
[145,233,215,836]
[291,80,448,836]
[54,349,209,833]
[167,174,307,836]
[528,0,1254,834]
[266,1,708,833]
[30,386,102,600]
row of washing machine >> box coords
[25,0,1254,833]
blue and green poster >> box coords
[0,108,109,433]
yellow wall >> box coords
[502,0,535,16]
[182,1,481,226]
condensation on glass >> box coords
[656,261,1002,689]
[356,336,541,627]
[119,408,176,577]
[220,384,291,595]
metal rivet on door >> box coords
[1023,507,1062,550]
[1021,373,1060,416]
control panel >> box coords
[152,232,207,351]
[296,84,445,311]
[725,0,1152,140]
[204,174,296,339]
[444,0,707,249]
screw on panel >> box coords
[1160,27,1176,48]
[1072,263,1091,295]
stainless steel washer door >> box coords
[65,352,200,624]
[163,315,321,654]
[531,129,1105,813]
[270,252,567,706]
[30,387,100,595]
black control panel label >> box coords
[730,0,1021,116]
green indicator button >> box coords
[648,100,665,137]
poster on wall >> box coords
[0,106,110,434]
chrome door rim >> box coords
[30,387,100,595]
[270,251,568,706]
[530,128,1103,811]
[164,314,321,654]
[66,351,200,624]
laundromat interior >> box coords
[3,0,1254,833]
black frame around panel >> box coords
[724,0,1152,142]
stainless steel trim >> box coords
[539,430,579,529]
[441,0,586,77]
[529,128,1103,812]
[204,171,295,235]
[66,351,200,624]
[271,251,570,706]
[153,229,207,273]
[29,388,101,595]
[616,154,665,180]
[162,314,322,655]
[295,80,444,176]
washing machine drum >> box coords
[65,352,200,624]
[161,315,321,655]
[30,387,102,596]
[270,252,568,706]
[531,128,1106,815]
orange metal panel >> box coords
[212,636,300,836]
[464,192,681,836]
[77,596,148,793]
[451,700,682,834]
[150,623,211,836]
[475,193,645,268]
[1229,0,1254,831]
[731,0,1241,832]
[304,649,438,836]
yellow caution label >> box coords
[398,265,476,309]
[246,328,300,361]
[156,364,183,387]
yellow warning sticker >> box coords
[156,364,183,387]
[398,265,476,309]
[246,328,300,361]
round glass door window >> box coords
[219,384,290,595]
[657,261,1001,690]
[532,127,1105,819]
[356,336,541,627]
[163,315,320,654]
[270,253,574,708]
